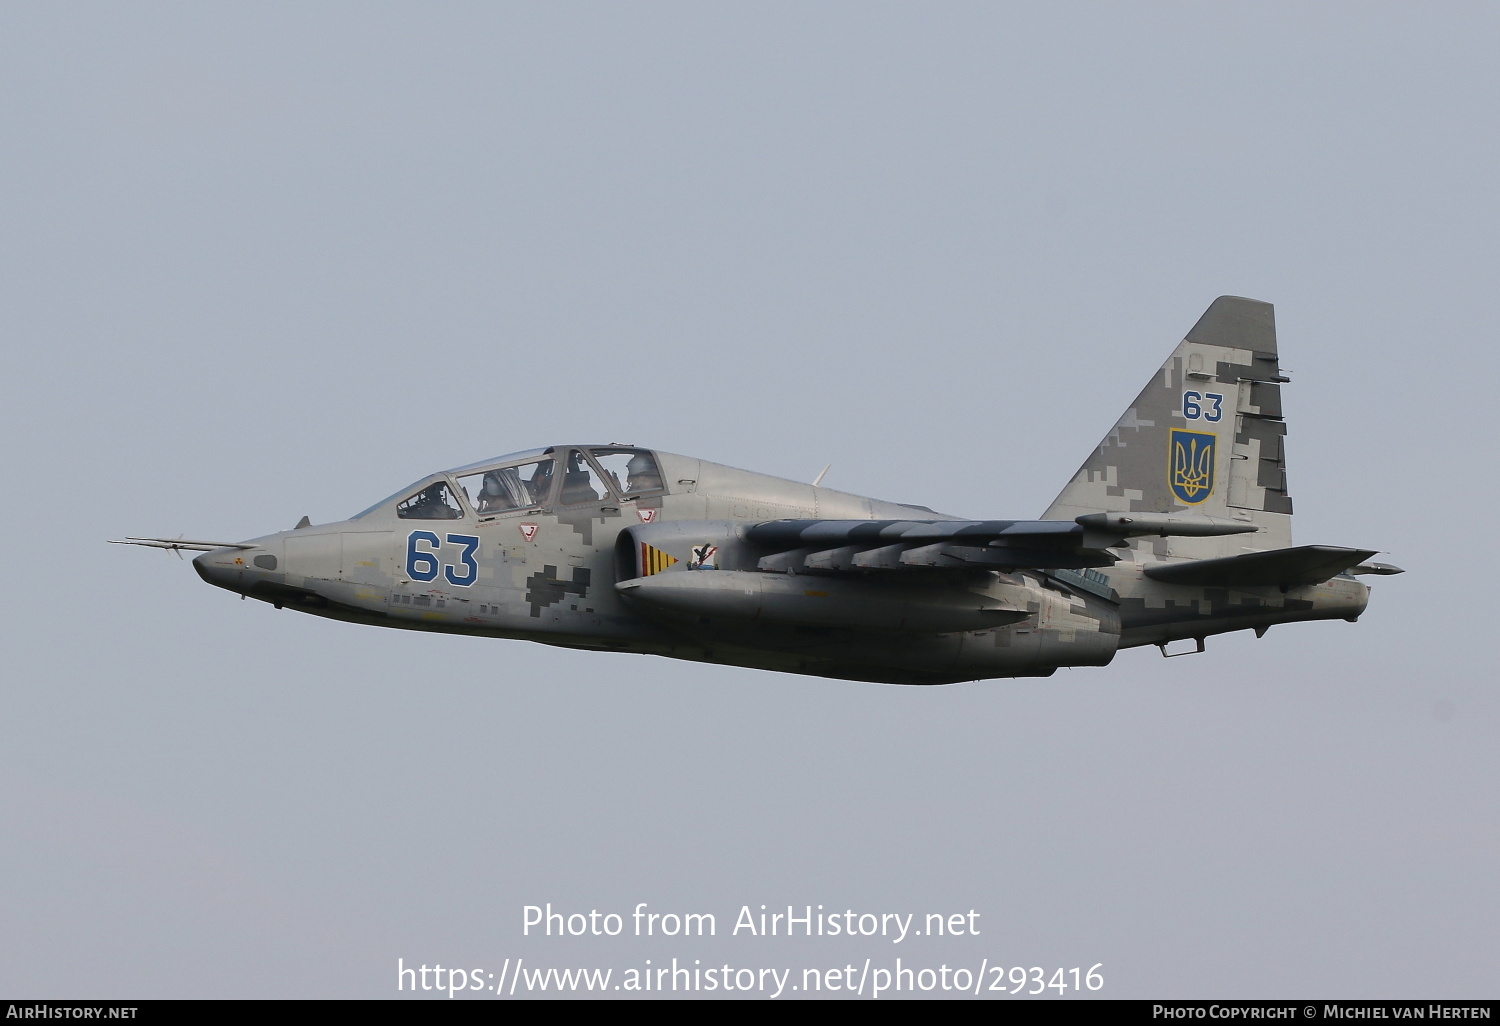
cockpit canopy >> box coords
[354,446,666,521]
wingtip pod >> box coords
[1185,296,1277,355]
[1074,512,1259,537]
[1350,560,1404,576]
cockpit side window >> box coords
[458,458,555,516]
[396,482,464,520]
[525,459,556,507]
[558,449,606,506]
[590,449,664,497]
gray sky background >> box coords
[2,2,1495,999]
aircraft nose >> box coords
[193,547,247,593]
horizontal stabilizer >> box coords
[1143,545,1378,588]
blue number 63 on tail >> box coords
[1182,390,1224,422]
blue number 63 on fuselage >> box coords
[406,531,480,586]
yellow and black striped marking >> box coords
[640,543,679,576]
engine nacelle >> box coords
[954,579,1121,671]
[617,569,1029,634]
[614,521,1123,677]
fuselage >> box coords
[192,444,1368,685]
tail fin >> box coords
[1043,296,1292,558]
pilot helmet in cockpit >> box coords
[478,467,526,512]
[626,453,663,493]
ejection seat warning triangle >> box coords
[637,508,657,523]
[519,523,539,542]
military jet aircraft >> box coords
[115,297,1399,685]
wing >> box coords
[742,513,1258,573]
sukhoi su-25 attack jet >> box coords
[116,297,1400,685]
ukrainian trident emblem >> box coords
[1168,429,1216,505]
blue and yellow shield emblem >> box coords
[1168,429,1216,505]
